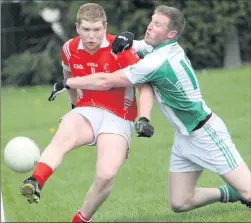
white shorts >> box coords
[169,114,243,175]
[71,106,134,148]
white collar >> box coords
[77,35,109,50]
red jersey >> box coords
[61,34,140,121]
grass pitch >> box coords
[1,66,251,222]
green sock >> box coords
[218,185,241,203]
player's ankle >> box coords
[32,162,53,188]
[219,185,240,203]
[72,210,92,222]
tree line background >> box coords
[1,0,251,86]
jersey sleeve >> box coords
[116,48,140,68]
[132,40,153,58]
[124,52,164,84]
[61,39,72,72]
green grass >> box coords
[1,66,251,222]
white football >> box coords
[4,136,40,173]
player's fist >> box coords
[112,31,134,54]
[48,79,70,101]
[135,117,154,138]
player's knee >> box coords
[170,200,186,213]
[95,171,116,189]
[169,196,194,213]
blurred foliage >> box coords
[2,51,53,86]
[177,0,251,68]
[2,0,251,86]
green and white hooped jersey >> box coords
[127,40,211,135]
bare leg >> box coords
[20,112,95,203]
[169,161,251,212]
[169,171,221,212]
[39,112,95,170]
[221,161,251,201]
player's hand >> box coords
[135,117,154,138]
[48,79,69,101]
[112,31,134,54]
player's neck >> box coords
[85,48,99,55]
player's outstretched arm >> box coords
[47,69,132,100]
[66,69,133,90]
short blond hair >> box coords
[76,3,107,25]
[155,5,185,39]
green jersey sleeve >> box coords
[124,52,165,84]
[132,40,153,58]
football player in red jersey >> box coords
[20,3,154,222]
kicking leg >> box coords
[21,112,95,203]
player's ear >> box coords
[76,22,80,35]
[167,30,177,39]
[104,22,108,32]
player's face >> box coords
[76,20,107,54]
[144,13,177,47]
